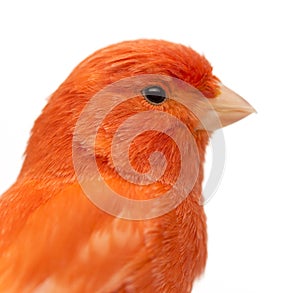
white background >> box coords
[0,1,299,292]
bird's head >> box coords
[20,40,254,215]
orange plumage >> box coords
[0,40,254,292]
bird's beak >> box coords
[199,84,256,131]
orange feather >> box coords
[0,40,254,292]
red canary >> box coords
[0,40,254,292]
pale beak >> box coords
[198,84,256,131]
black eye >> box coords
[141,86,167,105]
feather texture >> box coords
[0,39,252,292]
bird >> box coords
[0,39,255,293]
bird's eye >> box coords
[141,86,167,105]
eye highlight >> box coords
[141,86,167,105]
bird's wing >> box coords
[0,182,153,293]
